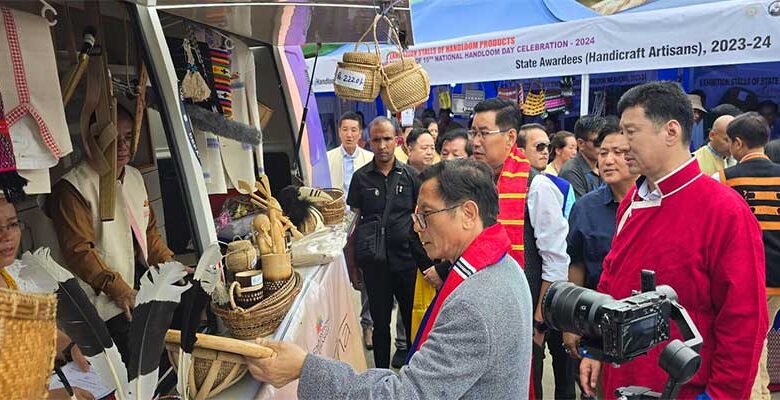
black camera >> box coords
[542,280,673,364]
[542,270,703,399]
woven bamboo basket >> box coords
[380,57,430,112]
[212,271,302,340]
[334,15,383,102]
[378,19,430,112]
[165,330,274,400]
[316,188,346,226]
[0,289,57,399]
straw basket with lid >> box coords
[0,289,57,398]
[378,16,430,113]
[333,15,384,102]
[165,330,274,400]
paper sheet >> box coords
[49,362,115,399]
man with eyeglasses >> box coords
[562,116,636,399]
[559,115,606,198]
[470,98,530,275]
[518,123,574,400]
[245,159,533,400]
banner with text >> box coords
[310,0,780,92]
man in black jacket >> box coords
[347,116,431,369]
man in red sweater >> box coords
[579,81,767,399]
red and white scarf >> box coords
[409,223,511,356]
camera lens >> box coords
[542,281,614,337]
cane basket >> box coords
[212,271,302,340]
[165,330,274,400]
[316,188,346,226]
[379,20,430,112]
[0,289,57,399]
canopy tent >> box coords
[308,0,780,94]
[410,0,727,44]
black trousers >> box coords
[362,265,416,368]
[532,329,577,400]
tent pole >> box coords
[580,74,590,116]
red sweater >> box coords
[598,158,767,399]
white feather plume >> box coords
[136,262,191,306]
[19,248,73,292]
[21,248,129,400]
[194,242,221,295]
[298,187,333,203]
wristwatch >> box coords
[533,320,548,333]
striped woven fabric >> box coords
[210,48,233,119]
[496,145,531,267]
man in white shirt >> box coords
[327,112,373,196]
[518,123,574,399]
[327,112,374,349]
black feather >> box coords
[277,185,313,227]
[57,279,114,358]
[179,280,209,354]
[127,300,180,381]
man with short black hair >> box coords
[563,116,637,364]
[471,99,530,268]
[345,117,429,369]
[326,111,374,349]
[559,115,605,198]
[710,103,742,119]
[405,128,435,172]
[518,123,575,400]
[719,112,780,400]
[246,159,533,400]
[579,81,767,400]
[436,128,471,160]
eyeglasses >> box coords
[412,203,464,230]
[468,128,510,139]
[535,142,550,152]
[0,221,23,235]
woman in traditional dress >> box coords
[0,196,94,400]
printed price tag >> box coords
[335,68,366,91]
[251,273,263,286]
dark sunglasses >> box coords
[535,142,550,152]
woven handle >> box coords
[228,282,246,312]
[353,14,382,57]
[375,15,407,82]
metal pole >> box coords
[580,73,590,116]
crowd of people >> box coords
[247,81,780,400]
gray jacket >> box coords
[298,254,533,399]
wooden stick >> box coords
[165,330,274,359]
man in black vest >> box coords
[719,112,780,399]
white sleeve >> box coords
[527,176,571,282]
